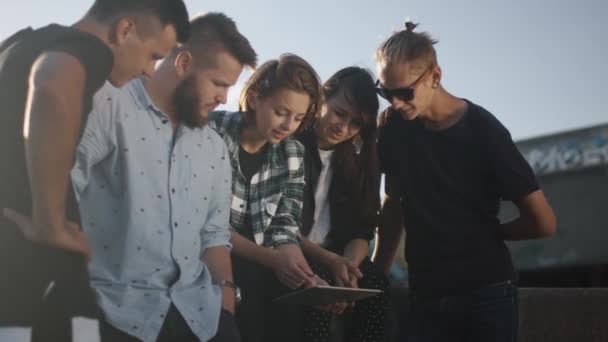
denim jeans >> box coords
[407,281,518,342]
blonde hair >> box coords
[376,21,439,70]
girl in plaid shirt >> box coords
[209,54,324,342]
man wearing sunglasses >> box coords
[372,22,557,342]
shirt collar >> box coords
[128,78,165,117]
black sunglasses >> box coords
[375,68,431,103]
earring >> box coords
[353,135,363,154]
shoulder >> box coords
[48,27,113,77]
[202,125,229,155]
[208,110,242,136]
[31,51,87,90]
[276,137,305,172]
[464,99,511,140]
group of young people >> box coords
[0,1,557,342]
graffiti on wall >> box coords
[522,130,608,176]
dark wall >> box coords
[503,165,608,271]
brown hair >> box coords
[239,53,323,134]
[88,0,190,43]
[323,67,380,219]
[180,12,257,69]
[376,21,439,70]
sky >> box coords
[1,0,606,140]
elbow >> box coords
[534,211,557,238]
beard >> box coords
[172,75,207,129]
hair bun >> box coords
[404,21,418,32]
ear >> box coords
[112,17,136,46]
[174,50,193,79]
[431,65,442,88]
[246,92,257,111]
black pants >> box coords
[407,281,518,342]
[100,305,240,342]
[303,257,391,342]
[232,253,305,342]
[0,222,102,342]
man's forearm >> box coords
[372,197,403,274]
[202,246,236,313]
[499,215,552,241]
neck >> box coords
[420,87,467,131]
[72,17,111,47]
[143,68,180,125]
[240,120,268,153]
[315,125,334,150]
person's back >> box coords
[0,1,190,340]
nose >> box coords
[217,89,228,105]
[142,61,156,78]
[390,97,406,110]
[281,115,300,133]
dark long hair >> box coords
[323,67,380,218]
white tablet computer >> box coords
[273,286,382,306]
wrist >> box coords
[215,279,241,310]
[261,247,279,269]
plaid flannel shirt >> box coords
[208,111,304,246]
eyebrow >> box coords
[333,106,349,116]
[214,79,231,87]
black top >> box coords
[0,24,113,223]
[239,144,267,184]
[0,24,113,325]
[298,128,378,253]
[378,100,539,296]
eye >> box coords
[275,109,288,116]
[351,119,365,128]
[295,115,306,122]
[335,110,347,118]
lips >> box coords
[271,130,288,141]
[328,128,343,140]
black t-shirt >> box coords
[239,144,268,184]
[0,24,113,325]
[378,99,539,296]
[238,144,268,240]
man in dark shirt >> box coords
[372,22,557,342]
[0,1,189,340]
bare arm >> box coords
[343,238,369,267]
[301,237,339,265]
[22,52,89,255]
[372,175,404,275]
[231,231,314,289]
[202,246,236,314]
[499,189,556,240]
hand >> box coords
[311,275,349,314]
[3,208,91,261]
[327,254,363,289]
[269,244,315,289]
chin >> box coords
[108,77,128,88]
[400,110,418,121]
